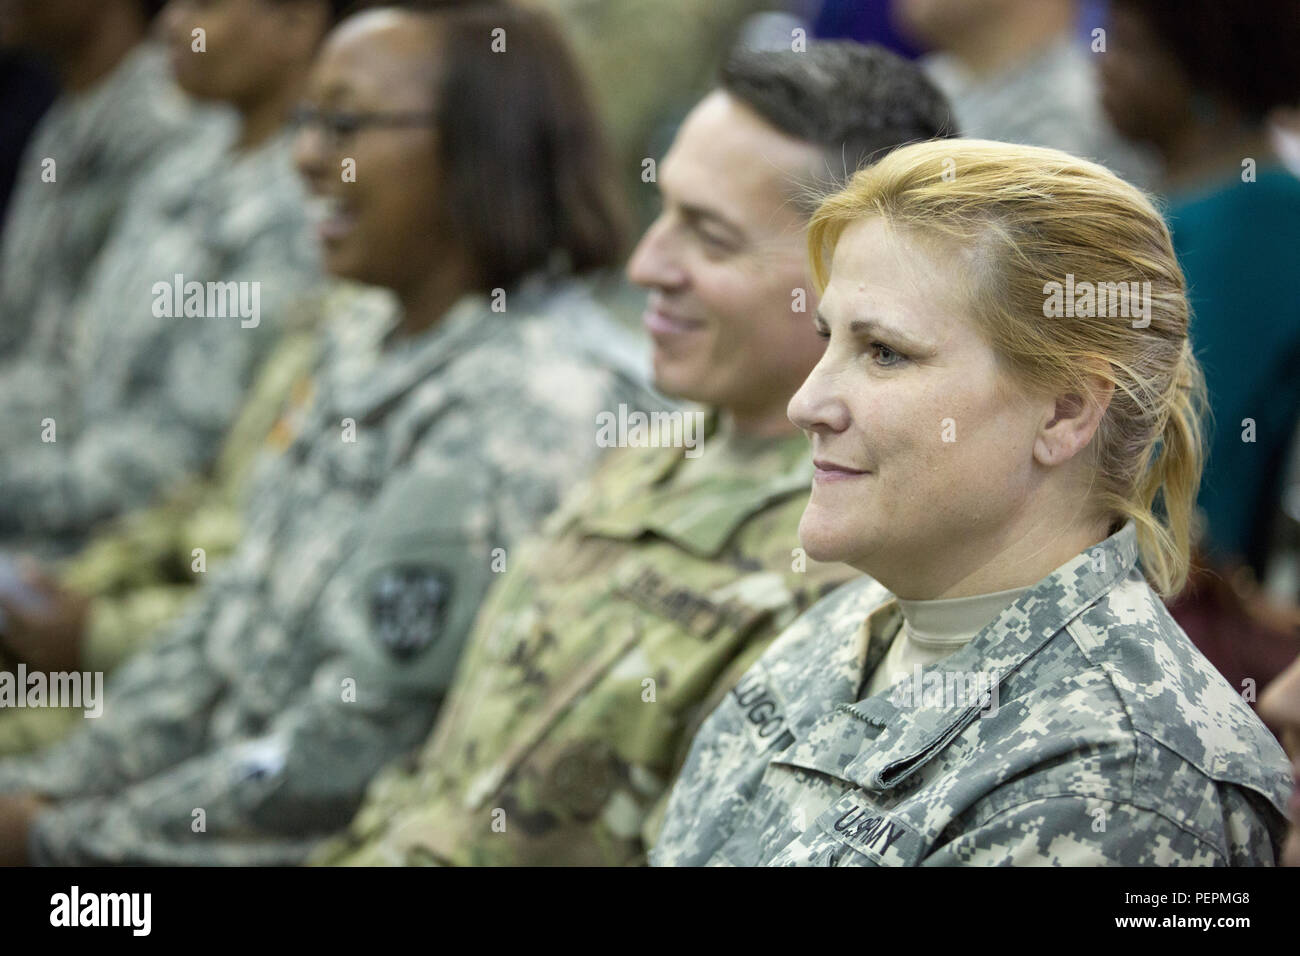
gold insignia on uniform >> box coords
[265,375,315,451]
[542,740,619,820]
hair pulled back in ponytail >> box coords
[808,139,1208,596]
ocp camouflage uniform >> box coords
[0,43,220,356]
[0,120,319,556]
[0,283,370,758]
[652,521,1292,866]
[0,275,660,865]
[318,415,856,866]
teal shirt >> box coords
[1167,166,1300,569]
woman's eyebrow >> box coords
[849,317,908,340]
[853,317,935,352]
[816,308,932,351]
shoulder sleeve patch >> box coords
[368,565,452,659]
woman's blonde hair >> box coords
[808,139,1206,597]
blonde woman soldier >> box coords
[651,140,1292,866]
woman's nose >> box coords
[292,122,327,185]
[788,357,850,434]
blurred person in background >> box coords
[894,0,1155,187]
[0,0,345,754]
[317,40,952,867]
[0,16,57,230]
[1271,106,1300,179]
[0,289,376,758]
[0,1,660,865]
[0,0,217,356]
[1260,649,1300,866]
[1263,422,1300,609]
[0,0,335,558]
[1101,0,1300,574]
[1100,0,1300,700]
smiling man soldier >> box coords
[318,41,955,867]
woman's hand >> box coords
[0,560,90,674]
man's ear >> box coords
[1033,374,1114,467]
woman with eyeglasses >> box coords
[0,2,661,866]
[651,139,1292,867]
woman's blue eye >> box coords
[871,343,903,366]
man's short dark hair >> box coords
[719,41,957,191]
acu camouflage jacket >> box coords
[652,522,1292,866]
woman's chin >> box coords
[798,512,860,567]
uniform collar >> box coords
[577,413,814,558]
[328,275,568,422]
[779,522,1141,791]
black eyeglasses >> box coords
[290,105,439,148]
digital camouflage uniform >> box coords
[652,522,1292,866]
[0,283,372,757]
[319,416,856,866]
[0,120,319,556]
[0,43,220,356]
[0,275,659,865]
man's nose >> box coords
[626,215,687,291]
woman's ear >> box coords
[1033,374,1114,467]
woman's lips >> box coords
[307,196,357,243]
[317,216,356,243]
[813,459,869,482]
[642,307,703,337]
